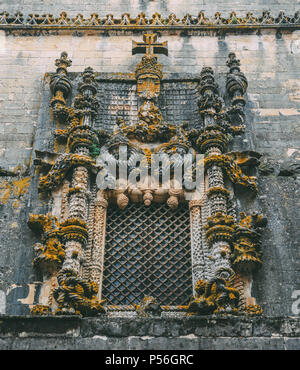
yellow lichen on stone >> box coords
[12,177,31,198]
[245,304,263,316]
[0,180,12,204]
[12,200,20,209]
[0,177,30,205]
[30,304,51,316]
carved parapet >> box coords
[231,212,267,273]
[187,276,239,315]
[1,10,300,31]
[53,269,106,316]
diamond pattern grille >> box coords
[102,202,192,306]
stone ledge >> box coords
[0,315,81,337]
[80,316,300,339]
[0,334,299,350]
[0,316,299,346]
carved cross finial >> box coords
[55,51,72,73]
[132,33,168,57]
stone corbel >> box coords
[28,213,64,276]
[38,153,96,195]
[231,212,267,314]
[187,276,240,315]
[28,213,65,315]
[204,154,258,193]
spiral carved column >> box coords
[189,200,204,293]
[89,190,108,300]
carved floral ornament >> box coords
[28,33,267,318]
[0,10,300,31]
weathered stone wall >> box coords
[0,0,299,349]
[0,0,298,18]
[0,316,299,350]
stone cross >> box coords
[132,33,168,56]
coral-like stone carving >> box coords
[231,212,267,273]
[187,277,239,315]
[53,269,106,316]
[134,296,162,318]
[28,214,64,274]
[73,67,99,118]
[38,154,96,194]
[138,100,163,126]
[204,154,257,193]
[245,304,264,316]
[204,212,236,247]
[30,304,52,316]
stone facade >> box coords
[0,0,299,350]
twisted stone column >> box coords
[61,165,89,275]
[89,190,108,300]
[197,68,234,281]
[189,200,204,293]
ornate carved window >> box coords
[29,33,267,318]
